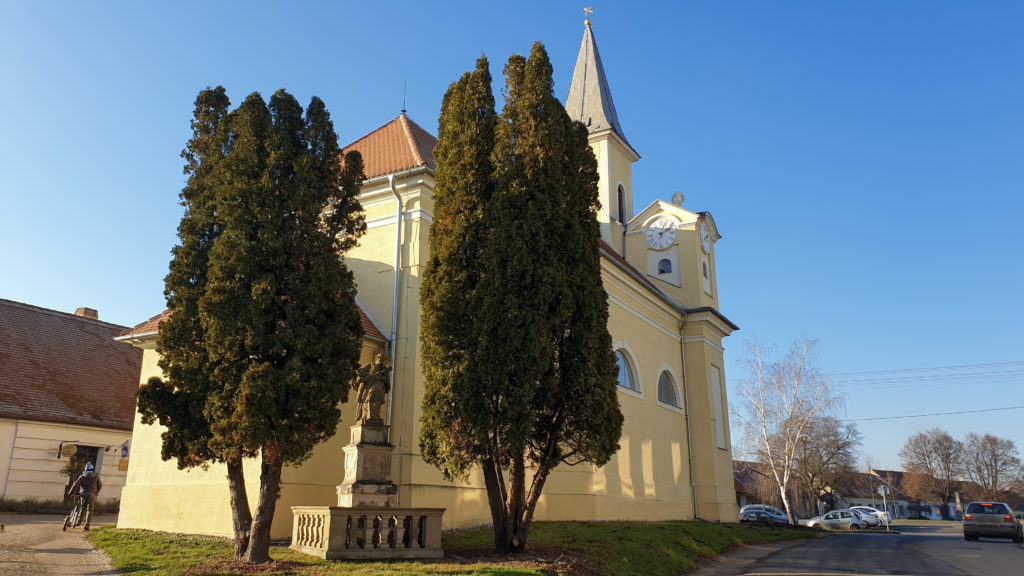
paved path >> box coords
[0,514,117,576]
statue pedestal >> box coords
[292,421,444,560]
[291,355,443,560]
[336,422,397,508]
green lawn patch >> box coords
[89,520,813,576]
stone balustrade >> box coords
[291,506,444,560]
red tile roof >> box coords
[120,305,386,342]
[341,113,436,180]
[0,299,143,431]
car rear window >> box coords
[966,503,1010,514]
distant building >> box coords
[0,298,142,503]
[118,18,740,538]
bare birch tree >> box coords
[732,339,840,524]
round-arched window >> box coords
[658,259,672,274]
[657,371,680,408]
[615,350,636,391]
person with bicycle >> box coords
[67,462,102,530]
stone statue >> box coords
[352,353,391,426]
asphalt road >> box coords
[696,520,1023,576]
[0,513,117,576]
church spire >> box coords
[565,16,633,152]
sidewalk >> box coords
[689,539,808,576]
[0,513,118,576]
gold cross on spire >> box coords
[583,6,594,26]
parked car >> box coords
[739,504,789,524]
[806,508,867,530]
[963,501,1024,542]
[850,506,887,527]
[740,509,789,524]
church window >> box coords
[617,185,626,224]
[702,255,712,295]
[658,259,672,274]
[614,350,637,392]
[657,371,681,408]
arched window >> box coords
[614,350,637,391]
[657,371,681,408]
[617,185,626,224]
[658,259,672,274]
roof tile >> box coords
[341,113,437,180]
[0,299,143,431]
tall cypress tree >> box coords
[420,44,622,554]
[141,88,365,563]
[137,86,257,559]
[420,56,497,479]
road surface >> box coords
[695,520,1022,576]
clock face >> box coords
[646,216,678,250]
[700,223,711,253]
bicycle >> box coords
[62,494,84,531]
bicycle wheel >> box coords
[62,515,70,532]
[71,502,82,528]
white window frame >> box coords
[655,364,683,413]
[613,341,643,399]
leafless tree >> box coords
[732,339,840,524]
[961,432,1021,500]
[898,428,963,519]
[794,416,862,507]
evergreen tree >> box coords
[420,44,622,554]
[137,86,257,559]
[139,88,365,563]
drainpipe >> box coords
[680,311,699,520]
[387,174,402,436]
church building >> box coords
[116,19,739,538]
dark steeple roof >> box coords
[565,19,633,150]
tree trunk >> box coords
[226,459,252,560]
[515,460,552,552]
[481,457,510,554]
[779,485,795,525]
[244,445,283,563]
[506,454,527,553]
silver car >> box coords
[807,508,867,530]
[850,506,886,527]
[963,501,1024,542]
[738,504,789,524]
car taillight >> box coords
[1004,515,1013,522]
[964,514,972,521]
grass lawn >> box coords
[88,520,814,576]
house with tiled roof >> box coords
[0,298,142,503]
[118,17,740,539]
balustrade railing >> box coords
[291,506,444,560]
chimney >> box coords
[74,307,98,320]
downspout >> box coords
[387,174,402,436]
[680,310,699,520]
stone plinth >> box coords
[291,417,446,560]
[291,506,445,560]
[336,422,398,508]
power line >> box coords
[824,360,1024,378]
[843,405,1024,422]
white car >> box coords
[807,508,867,530]
[850,506,886,527]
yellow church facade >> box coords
[116,21,739,538]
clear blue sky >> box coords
[2,1,1021,471]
